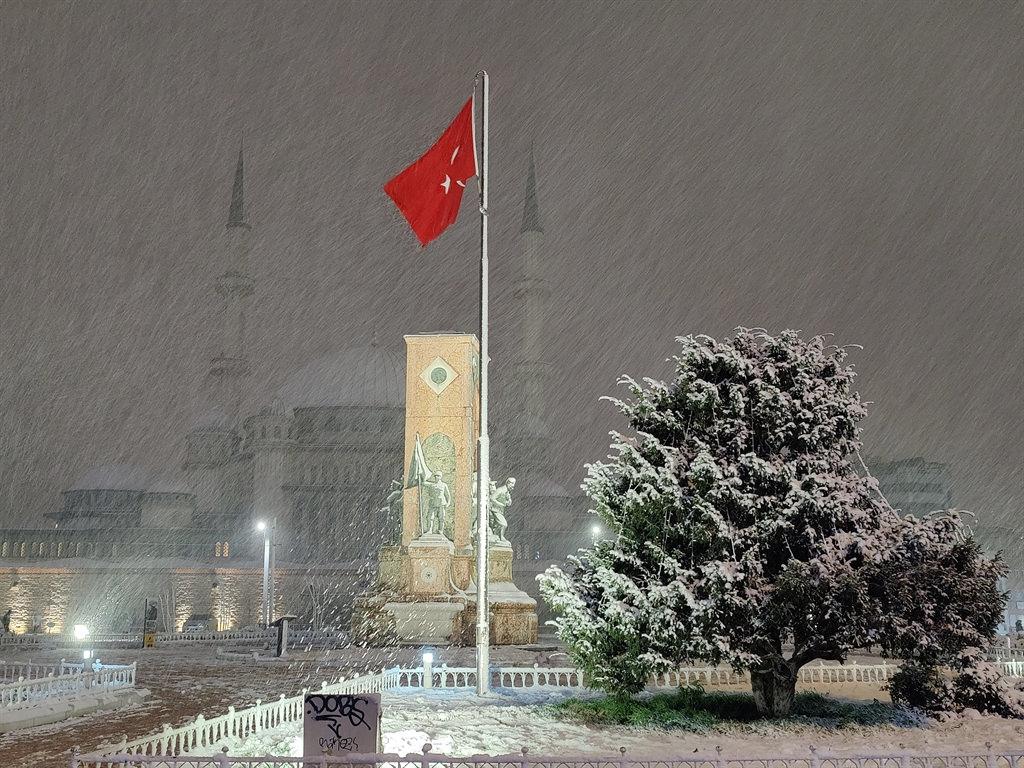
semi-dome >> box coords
[72,464,151,492]
[277,344,405,409]
[189,404,231,430]
[148,472,192,494]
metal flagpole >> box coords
[474,69,490,696]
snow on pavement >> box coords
[216,686,1024,758]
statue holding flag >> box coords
[406,433,452,540]
[422,472,452,536]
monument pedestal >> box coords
[382,599,465,644]
[352,333,540,647]
[406,534,455,594]
[373,534,468,645]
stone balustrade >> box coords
[71,746,1024,768]
[0,659,84,683]
[81,657,1024,761]
[95,667,403,758]
[0,662,136,709]
[0,634,50,649]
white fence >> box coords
[987,645,1024,661]
[79,658,1024,762]
[0,662,136,709]
[0,658,84,682]
[0,633,48,649]
[92,667,401,758]
[398,661,900,691]
[69,747,1024,768]
[0,627,349,650]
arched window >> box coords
[222,541,229,558]
[215,542,222,557]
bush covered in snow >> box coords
[539,329,1008,717]
[551,686,917,731]
[890,651,1024,718]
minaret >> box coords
[516,151,552,439]
[208,144,255,426]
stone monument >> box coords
[353,333,538,645]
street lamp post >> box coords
[256,520,276,627]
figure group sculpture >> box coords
[381,433,516,545]
[471,476,516,545]
[420,471,452,536]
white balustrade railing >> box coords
[0,658,84,683]
[157,629,274,645]
[997,660,1024,677]
[0,633,51,648]
[79,656,1024,761]
[0,662,136,709]
[70,746,1024,768]
[397,665,585,690]
[93,667,403,758]
[987,644,1024,661]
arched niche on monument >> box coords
[422,432,456,540]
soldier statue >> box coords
[421,472,452,537]
[1,608,10,635]
[488,477,515,544]
[379,479,403,522]
[471,476,516,545]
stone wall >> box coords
[0,561,365,634]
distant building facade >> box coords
[868,457,953,518]
[0,146,587,635]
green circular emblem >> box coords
[430,367,448,384]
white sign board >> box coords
[303,692,382,757]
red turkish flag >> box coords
[384,97,477,247]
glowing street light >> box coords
[256,519,276,627]
[591,524,602,539]
[422,650,435,689]
[73,624,89,641]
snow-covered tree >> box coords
[539,329,1006,716]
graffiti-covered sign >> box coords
[303,692,382,756]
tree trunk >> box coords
[750,659,798,717]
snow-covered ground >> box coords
[3,645,1023,765]
[214,686,1024,758]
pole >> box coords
[261,530,270,627]
[140,599,148,649]
[474,70,490,696]
[268,517,277,625]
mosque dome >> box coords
[148,472,191,494]
[189,404,231,430]
[72,464,151,491]
[277,344,405,409]
[526,478,575,499]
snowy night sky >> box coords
[0,2,1020,538]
